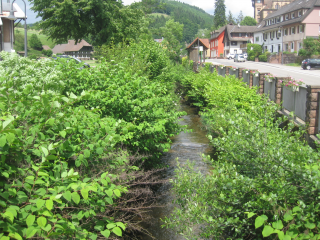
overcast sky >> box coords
[22,0,254,24]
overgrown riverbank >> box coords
[164,65,320,239]
[0,40,188,239]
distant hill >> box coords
[148,0,213,43]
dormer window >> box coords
[277,17,280,23]
[285,14,289,20]
[281,16,283,22]
[298,10,302,17]
[291,12,295,18]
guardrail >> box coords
[208,63,320,139]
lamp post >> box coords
[7,0,27,57]
[278,26,283,64]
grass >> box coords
[285,63,301,67]
[15,28,56,48]
[149,13,170,18]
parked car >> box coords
[301,59,320,70]
[227,53,235,60]
[52,55,90,68]
[234,54,245,62]
[243,53,248,59]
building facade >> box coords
[254,0,320,54]
[52,40,93,60]
[186,37,210,63]
[209,26,225,58]
[223,25,256,56]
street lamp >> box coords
[278,26,283,64]
[7,0,27,57]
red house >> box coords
[209,26,225,58]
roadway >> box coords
[206,58,320,86]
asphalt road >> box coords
[206,58,320,86]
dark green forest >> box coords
[147,0,213,43]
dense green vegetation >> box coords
[0,40,185,239]
[146,0,213,43]
[163,66,320,239]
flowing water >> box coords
[141,103,215,239]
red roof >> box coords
[186,37,210,49]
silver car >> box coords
[234,54,245,62]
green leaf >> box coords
[96,147,103,155]
[116,222,126,230]
[41,147,48,156]
[283,235,291,240]
[255,215,267,229]
[6,133,15,145]
[0,236,10,240]
[63,191,72,201]
[262,225,274,237]
[100,230,110,238]
[0,136,6,147]
[46,199,53,211]
[112,227,122,237]
[292,206,300,212]
[81,189,89,200]
[245,212,255,218]
[84,149,90,158]
[59,131,66,138]
[26,226,37,239]
[3,116,14,129]
[37,216,47,228]
[283,212,293,222]
[114,189,121,198]
[8,232,22,240]
[42,224,52,232]
[305,222,316,229]
[3,211,14,223]
[277,231,284,240]
[272,220,283,230]
[71,192,80,204]
[107,223,116,229]
[26,214,35,227]
[105,189,113,197]
[36,199,46,209]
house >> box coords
[186,37,210,63]
[154,38,164,43]
[223,25,256,57]
[252,0,295,22]
[42,45,51,51]
[52,40,93,60]
[0,0,26,52]
[253,0,320,54]
[209,26,225,58]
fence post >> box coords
[238,68,245,80]
[259,73,268,95]
[275,77,284,105]
[225,67,230,76]
[306,86,320,135]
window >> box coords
[285,44,289,51]
[299,42,302,49]
[298,25,304,33]
[285,14,288,20]
[239,33,242,37]
[256,36,259,42]
[277,17,280,23]
[298,10,302,17]
[284,28,288,36]
[291,42,294,50]
[243,41,247,44]
[281,16,283,22]
[231,41,237,46]
[277,30,281,38]
[291,27,295,34]
[291,12,295,18]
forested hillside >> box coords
[148,0,213,43]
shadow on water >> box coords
[140,103,216,240]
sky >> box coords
[21,0,254,24]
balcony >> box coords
[240,43,247,49]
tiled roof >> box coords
[210,26,226,40]
[186,37,210,49]
[42,45,51,51]
[51,40,92,54]
[264,0,317,20]
[225,25,257,41]
[254,0,319,32]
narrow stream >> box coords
[141,103,215,239]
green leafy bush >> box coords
[258,54,267,62]
[164,67,320,239]
[247,43,262,61]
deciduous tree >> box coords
[29,33,43,50]
[240,16,257,26]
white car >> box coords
[227,53,235,59]
[234,54,245,62]
[243,53,248,59]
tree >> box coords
[42,49,53,57]
[29,33,43,50]
[213,0,226,29]
[30,0,148,46]
[159,19,183,60]
[193,28,211,39]
[236,10,244,24]
[227,10,236,25]
[240,16,257,26]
